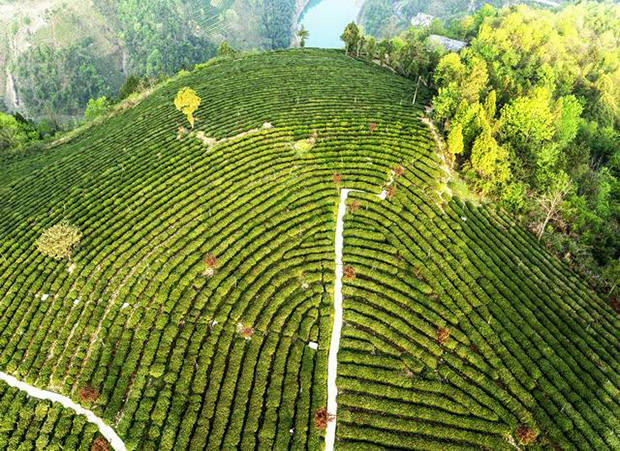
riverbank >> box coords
[291,0,366,48]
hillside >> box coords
[0,0,298,120]
[0,49,618,450]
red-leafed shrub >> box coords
[387,185,396,199]
[368,123,377,133]
[343,265,356,280]
[79,386,99,403]
[237,323,254,339]
[436,327,450,346]
[333,173,341,185]
[350,200,360,213]
[516,424,538,445]
[91,437,109,451]
[204,254,218,276]
[314,407,334,430]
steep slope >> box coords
[0,49,617,450]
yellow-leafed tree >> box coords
[174,87,201,128]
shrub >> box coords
[350,200,360,213]
[515,425,538,445]
[36,222,82,259]
[91,437,109,451]
[78,386,99,403]
[436,327,450,346]
[333,173,342,186]
[387,185,396,199]
[343,265,356,280]
[314,407,334,430]
[236,323,254,340]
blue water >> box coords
[299,0,361,49]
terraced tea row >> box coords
[337,168,619,449]
[0,379,104,450]
[0,49,439,450]
[0,49,617,450]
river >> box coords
[298,0,363,49]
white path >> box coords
[325,188,387,451]
[0,371,126,451]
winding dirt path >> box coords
[0,371,126,451]
[325,187,387,451]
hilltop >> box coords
[0,49,618,450]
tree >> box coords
[365,37,376,62]
[296,26,309,48]
[484,90,497,120]
[554,95,582,148]
[340,22,360,56]
[174,87,201,128]
[0,112,38,153]
[498,88,555,167]
[434,53,465,87]
[36,222,82,259]
[535,171,573,240]
[118,75,140,100]
[470,128,511,192]
[447,123,464,166]
[217,42,237,57]
[84,96,110,121]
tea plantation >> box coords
[0,49,617,450]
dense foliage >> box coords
[340,22,441,80]
[358,0,566,38]
[431,2,619,290]
[0,49,616,450]
[14,42,121,121]
[259,0,297,49]
[0,113,39,155]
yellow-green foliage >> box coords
[36,221,82,259]
[174,87,201,127]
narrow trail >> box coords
[0,371,126,451]
[325,188,387,451]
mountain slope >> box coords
[0,49,617,450]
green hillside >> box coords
[0,49,618,450]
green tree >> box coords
[297,26,309,48]
[0,112,38,153]
[365,37,376,62]
[217,42,237,57]
[447,123,464,158]
[84,96,110,121]
[498,88,555,165]
[484,90,497,120]
[554,95,582,148]
[341,22,361,56]
[119,75,140,100]
[470,128,511,192]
